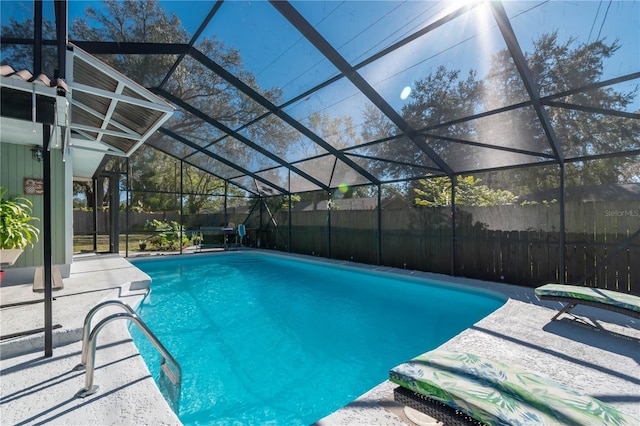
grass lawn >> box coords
[73,234,153,253]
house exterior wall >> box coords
[0,142,69,281]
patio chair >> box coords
[535,283,640,322]
[389,349,639,425]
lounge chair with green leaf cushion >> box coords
[535,284,640,322]
[389,349,639,425]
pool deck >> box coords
[1,251,639,425]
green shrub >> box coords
[1,187,40,250]
[142,219,189,250]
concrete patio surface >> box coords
[1,252,639,425]
[1,253,180,425]
[316,270,640,425]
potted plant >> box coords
[0,187,40,282]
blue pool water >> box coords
[130,252,505,425]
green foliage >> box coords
[142,219,188,250]
[127,199,146,213]
[71,0,188,87]
[414,175,518,207]
[307,112,361,151]
[73,181,96,209]
[0,187,40,250]
[73,197,86,209]
[520,199,558,206]
[361,32,638,196]
[0,17,57,72]
[485,31,639,188]
[191,232,203,246]
[4,3,636,205]
[280,194,301,210]
[70,0,255,214]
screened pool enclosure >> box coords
[3,0,639,294]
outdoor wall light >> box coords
[31,146,43,162]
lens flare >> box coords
[400,86,411,100]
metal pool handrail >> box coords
[74,301,182,409]
[74,299,136,370]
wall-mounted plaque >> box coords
[24,178,44,195]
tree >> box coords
[307,112,361,151]
[359,67,483,181]
[414,175,518,207]
[73,181,93,209]
[358,31,639,199]
[485,31,640,190]
[68,0,289,211]
[279,194,301,210]
[182,161,236,215]
[127,147,180,213]
[0,16,57,73]
[71,0,183,87]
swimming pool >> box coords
[130,252,505,425]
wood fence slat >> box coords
[529,229,540,284]
[75,201,639,294]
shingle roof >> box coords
[0,65,69,94]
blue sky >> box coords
[2,0,638,115]
[2,1,637,185]
[157,0,638,113]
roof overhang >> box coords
[0,65,68,153]
[66,44,175,167]
[0,47,175,179]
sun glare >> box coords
[400,86,412,100]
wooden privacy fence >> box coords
[270,201,639,294]
[73,211,247,234]
[74,201,639,294]
[73,211,180,234]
